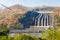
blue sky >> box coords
[0,0,60,8]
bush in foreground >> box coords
[0,34,41,40]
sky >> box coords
[0,0,60,8]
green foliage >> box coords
[0,24,7,32]
[54,15,60,26]
[42,29,60,40]
[15,22,23,29]
[13,34,40,40]
[0,24,9,36]
[0,36,7,40]
[10,22,23,29]
[46,29,56,40]
[0,34,41,40]
[9,14,24,29]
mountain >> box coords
[0,4,29,14]
[32,6,57,11]
[0,4,29,25]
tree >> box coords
[0,24,9,36]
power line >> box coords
[0,3,17,14]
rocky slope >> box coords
[0,4,29,25]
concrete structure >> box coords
[9,7,55,37]
[34,11,54,28]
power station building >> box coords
[32,7,54,28]
[9,7,55,37]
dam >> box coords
[9,7,54,37]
